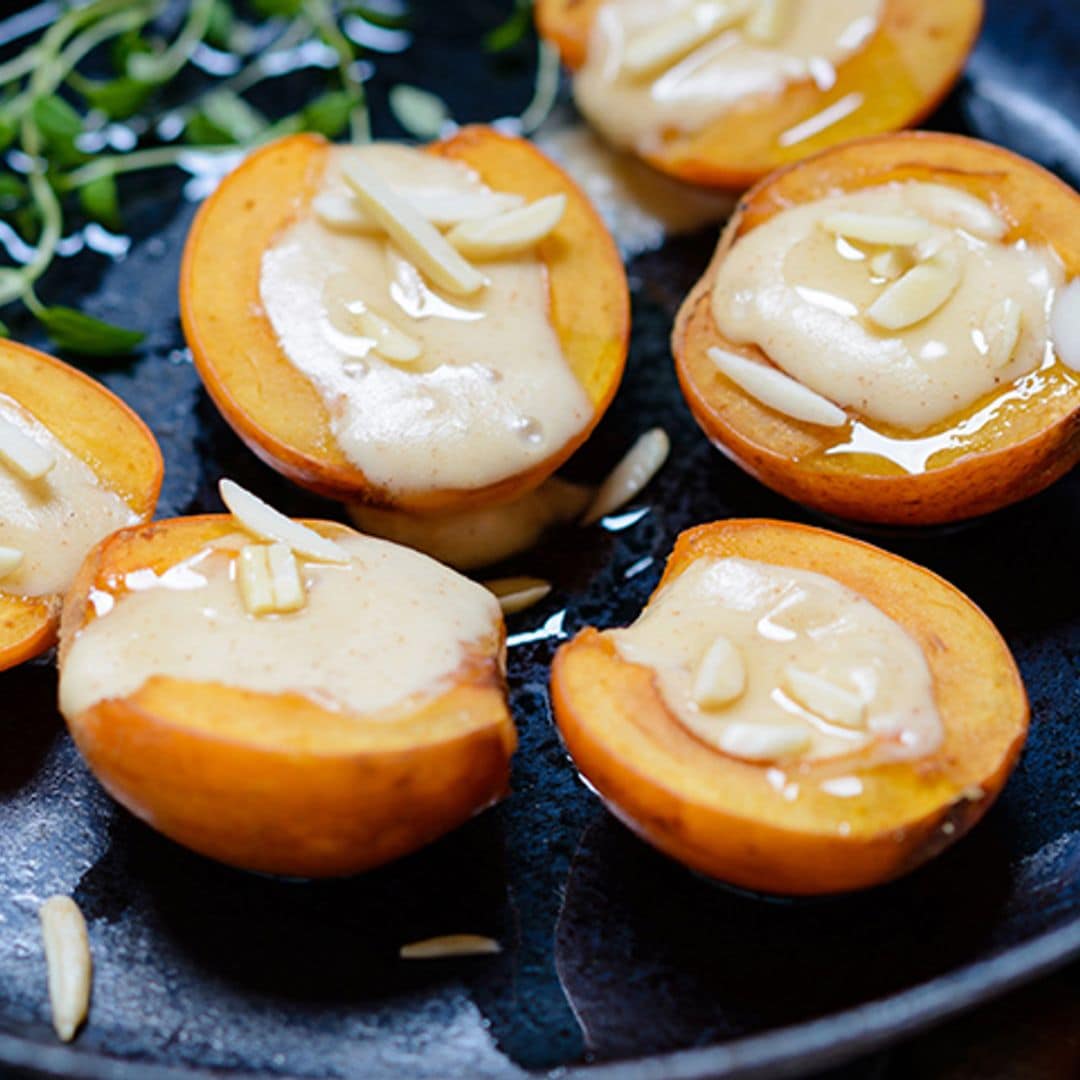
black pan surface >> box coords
[0,1,1077,1077]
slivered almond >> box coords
[783,666,865,729]
[39,896,91,1043]
[266,542,306,612]
[983,298,1023,368]
[743,0,794,45]
[354,307,423,364]
[0,415,55,481]
[718,722,810,762]
[400,934,502,959]
[313,192,380,234]
[868,248,910,281]
[623,2,749,78]
[708,347,847,427]
[867,249,961,331]
[1050,278,1080,371]
[907,183,1007,240]
[821,211,934,247]
[582,428,670,525]
[485,576,552,615]
[219,479,350,564]
[342,159,487,298]
[237,545,275,616]
[692,635,746,709]
[447,194,567,259]
[0,546,23,579]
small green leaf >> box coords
[0,319,9,338]
[0,268,26,307]
[388,84,450,140]
[0,115,16,154]
[484,0,532,53]
[184,112,231,146]
[251,0,303,15]
[0,174,27,212]
[32,94,83,141]
[78,175,121,230]
[36,307,144,357]
[110,28,154,75]
[300,90,359,138]
[77,76,153,120]
[347,2,410,29]
[200,89,267,143]
[206,0,235,49]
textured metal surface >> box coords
[0,1,1078,1078]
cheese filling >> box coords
[58,533,503,720]
[710,181,1066,430]
[609,557,941,764]
[0,394,140,598]
[573,0,882,154]
[259,143,592,496]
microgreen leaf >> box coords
[301,90,359,138]
[251,0,304,15]
[76,75,154,120]
[31,94,86,166]
[109,28,154,76]
[78,174,121,230]
[388,84,450,140]
[200,89,267,143]
[484,0,532,53]
[206,0,235,50]
[0,115,16,154]
[36,306,144,356]
[347,2,410,29]
[0,175,27,211]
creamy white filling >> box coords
[59,532,503,720]
[0,394,140,599]
[609,556,941,764]
[574,0,882,153]
[259,143,592,496]
[711,182,1065,430]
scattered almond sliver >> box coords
[484,576,552,615]
[0,545,23,579]
[238,543,306,616]
[0,414,55,481]
[447,194,567,260]
[743,0,794,45]
[623,2,748,78]
[983,298,1023,369]
[582,427,670,526]
[708,347,847,428]
[718,722,810,763]
[783,666,865,729]
[316,188,525,235]
[821,211,934,247]
[692,635,746,709]
[218,479,350,564]
[1050,278,1080,371]
[868,248,910,281]
[342,159,488,298]
[313,192,381,235]
[906,183,1008,241]
[399,934,502,960]
[867,249,961,331]
[39,896,91,1043]
[354,307,423,364]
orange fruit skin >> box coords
[59,516,517,878]
[551,519,1028,896]
[673,132,1080,526]
[180,127,629,513]
[0,340,162,671]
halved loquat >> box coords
[58,515,517,877]
[180,126,629,513]
[551,519,1028,895]
[674,133,1080,526]
[0,341,162,671]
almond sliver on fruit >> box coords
[447,194,567,259]
[867,250,961,331]
[718,722,810,763]
[0,415,55,481]
[783,666,865,729]
[692,635,746,709]
[266,542,306,612]
[219,479,350,564]
[708,347,847,427]
[623,1,750,78]
[906,183,1008,241]
[485,576,552,615]
[342,159,488,298]
[1050,278,1080,371]
[743,0,795,45]
[354,307,423,364]
[821,211,935,247]
[983,298,1023,369]
[237,544,276,616]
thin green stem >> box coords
[127,0,214,83]
[16,116,62,293]
[304,0,368,142]
[519,40,560,134]
[58,143,236,190]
